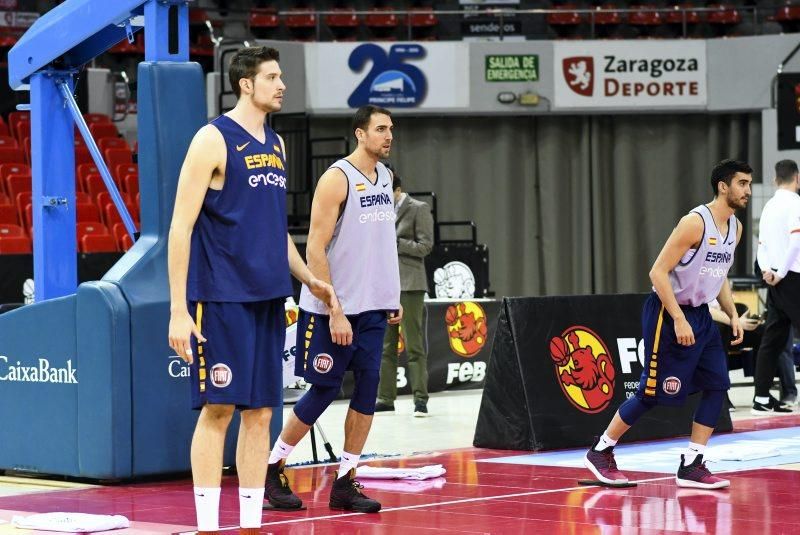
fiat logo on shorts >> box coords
[663,376,681,395]
[313,353,334,374]
[210,363,232,388]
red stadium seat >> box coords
[249,7,279,39]
[665,4,702,25]
[75,191,91,204]
[0,117,9,137]
[79,233,117,253]
[96,191,132,212]
[285,8,317,40]
[628,4,664,26]
[76,202,101,223]
[0,223,24,236]
[75,146,94,166]
[408,7,438,40]
[326,8,359,40]
[83,113,112,125]
[104,147,133,167]
[0,162,29,177]
[22,137,30,163]
[0,135,18,149]
[707,3,741,25]
[120,233,134,251]
[22,202,32,234]
[548,5,584,26]
[77,163,99,185]
[0,206,17,225]
[114,163,138,181]
[84,173,107,199]
[89,122,119,139]
[15,191,31,222]
[0,234,31,254]
[5,174,31,200]
[98,137,129,153]
[123,173,139,196]
[0,147,25,164]
[77,221,110,237]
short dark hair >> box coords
[710,159,753,195]
[775,159,799,185]
[228,46,280,99]
[392,173,402,190]
[352,105,392,138]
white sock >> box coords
[755,396,770,405]
[594,433,617,451]
[193,487,221,531]
[338,451,360,478]
[684,442,705,465]
[239,487,265,528]
[268,438,295,465]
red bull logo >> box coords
[446,302,487,358]
[549,326,615,413]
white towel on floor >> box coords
[12,512,130,532]
[356,464,446,480]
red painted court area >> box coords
[2,415,800,534]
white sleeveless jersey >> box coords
[299,159,401,315]
[666,205,737,307]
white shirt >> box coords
[757,188,800,278]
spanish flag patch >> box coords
[708,237,718,246]
[356,183,366,192]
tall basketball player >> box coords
[584,159,751,490]
[167,47,336,534]
[264,105,402,513]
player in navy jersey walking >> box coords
[264,105,402,513]
[167,47,337,534]
[585,159,752,490]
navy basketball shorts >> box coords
[635,293,730,406]
[294,309,388,387]
[188,299,285,410]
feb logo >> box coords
[347,43,427,108]
[563,56,594,97]
[549,326,615,413]
[210,363,232,388]
[446,302,487,358]
[313,353,334,374]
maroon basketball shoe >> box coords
[584,436,629,484]
[676,454,730,489]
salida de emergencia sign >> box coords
[485,55,538,82]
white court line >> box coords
[182,474,676,533]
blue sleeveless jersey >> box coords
[187,115,292,302]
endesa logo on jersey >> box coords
[549,326,616,414]
[246,151,287,189]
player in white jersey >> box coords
[584,159,752,490]
[263,106,402,513]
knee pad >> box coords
[350,368,380,415]
[694,389,725,428]
[293,383,340,425]
[618,396,655,426]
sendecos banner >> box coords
[306,42,469,112]
[553,40,707,110]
